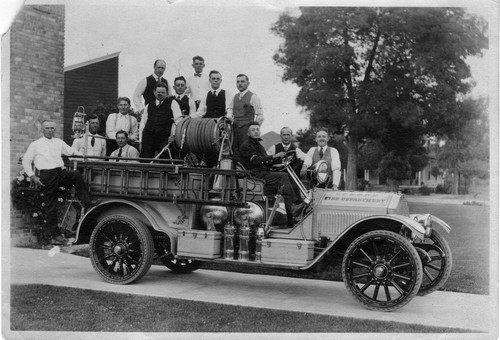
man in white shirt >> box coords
[133,59,171,114]
[172,76,196,117]
[267,127,312,178]
[72,114,106,159]
[186,56,211,110]
[22,120,91,245]
[109,131,140,162]
[226,74,264,156]
[106,97,139,150]
[192,70,233,120]
[139,82,182,159]
[306,129,341,189]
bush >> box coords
[435,184,449,194]
[419,185,432,196]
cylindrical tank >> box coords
[199,203,228,232]
[233,202,264,229]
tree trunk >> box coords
[346,134,358,191]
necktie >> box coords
[213,90,217,97]
[117,148,122,158]
[91,136,95,147]
[319,147,324,159]
[194,73,201,77]
[157,101,162,108]
[284,145,289,152]
[177,96,181,101]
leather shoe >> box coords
[50,235,68,245]
[292,202,306,217]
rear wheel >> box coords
[90,215,154,284]
[342,230,422,312]
[414,229,452,296]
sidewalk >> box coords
[7,247,497,334]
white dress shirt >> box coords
[192,88,233,119]
[267,143,312,168]
[22,137,82,177]
[306,146,341,186]
[186,73,211,102]
[106,113,139,141]
[71,133,107,158]
[226,89,264,125]
[138,99,182,143]
[109,144,140,162]
[133,74,171,112]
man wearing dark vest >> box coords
[133,59,172,114]
[267,127,312,178]
[306,128,341,189]
[138,82,182,159]
[172,76,196,117]
[193,70,233,119]
[227,74,264,157]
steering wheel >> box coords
[282,150,296,166]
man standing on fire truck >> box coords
[239,122,307,227]
[22,120,92,245]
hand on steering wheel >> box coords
[282,150,296,166]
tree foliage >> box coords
[272,7,488,189]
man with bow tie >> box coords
[172,76,196,117]
[72,114,106,159]
[192,70,233,119]
[138,82,182,159]
[226,74,264,157]
[133,59,172,115]
[306,128,341,189]
[267,127,312,178]
[186,56,211,110]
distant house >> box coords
[63,52,120,143]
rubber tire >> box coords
[414,229,453,296]
[90,215,154,284]
[342,230,423,312]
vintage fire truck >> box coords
[63,117,452,312]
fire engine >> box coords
[65,117,451,311]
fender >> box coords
[300,214,427,270]
[409,214,452,234]
[74,199,192,253]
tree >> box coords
[437,97,489,194]
[272,7,488,190]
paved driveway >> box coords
[7,247,496,333]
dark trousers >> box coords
[39,168,90,238]
[254,171,299,226]
[232,124,249,158]
[140,131,170,159]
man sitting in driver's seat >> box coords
[239,122,307,227]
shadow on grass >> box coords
[10,284,474,333]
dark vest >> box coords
[205,90,226,118]
[174,95,190,116]
[144,75,169,106]
[274,143,296,153]
[232,91,255,127]
[144,98,174,133]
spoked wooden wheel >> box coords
[342,230,423,311]
[90,215,154,284]
[413,229,452,296]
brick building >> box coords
[5,5,66,245]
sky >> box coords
[1,0,498,136]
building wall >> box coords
[8,5,65,245]
[63,56,119,143]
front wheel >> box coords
[90,215,154,284]
[413,229,453,296]
[342,230,423,312]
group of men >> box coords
[21,55,341,244]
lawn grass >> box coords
[10,284,472,333]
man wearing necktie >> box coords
[109,130,139,162]
[172,76,196,117]
[186,56,210,110]
[132,59,171,115]
[72,114,106,159]
[267,127,312,179]
[306,128,342,189]
[193,70,233,120]
[139,82,182,159]
[226,74,264,157]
